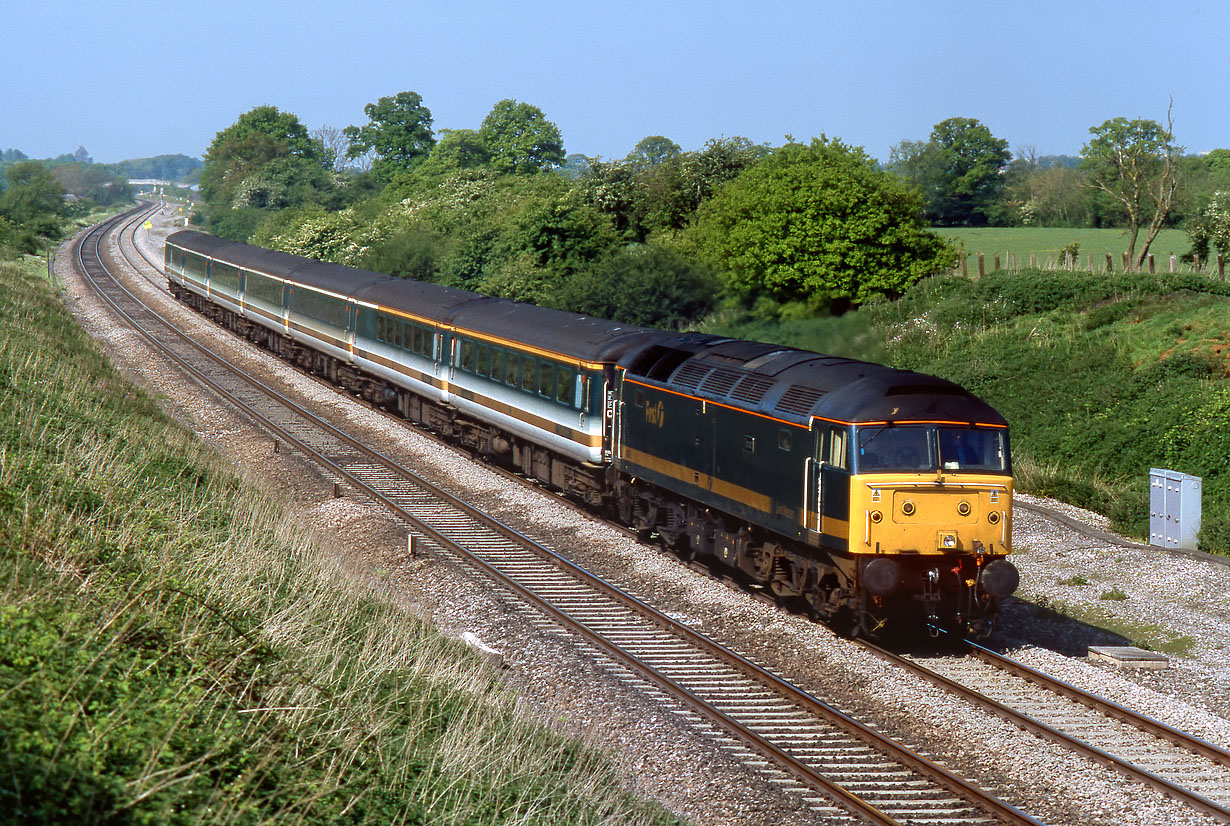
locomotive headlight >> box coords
[938,531,958,549]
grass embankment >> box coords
[0,254,681,825]
[707,269,1230,555]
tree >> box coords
[550,244,718,328]
[478,99,565,175]
[625,135,681,169]
[0,161,67,224]
[892,118,1010,225]
[312,125,353,172]
[1080,112,1182,270]
[343,91,436,180]
[687,137,955,312]
[199,106,334,239]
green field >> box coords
[935,227,1195,271]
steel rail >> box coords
[75,209,1046,826]
[858,640,1230,824]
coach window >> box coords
[490,348,506,383]
[506,353,520,387]
[555,366,573,405]
[460,339,475,372]
[475,344,489,376]
[538,362,554,398]
[522,357,537,392]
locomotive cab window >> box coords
[778,430,792,451]
[743,436,755,454]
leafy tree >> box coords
[199,106,334,239]
[642,136,768,232]
[687,137,954,312]
[478,99,565,175]
[343,91,436,180]
[892,118,1010,225]
[1080,114,1182,270]
[0,161,67,226]
[625,135,681,169]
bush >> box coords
[549,244,719,328]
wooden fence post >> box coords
[1105,253,1113,273]
[1169,254,1176,273]
[1029,254,1037,269]
[1122,251,1130,271]
[1086,253,1093,272]
[1148,253,1155,274]
[1047,254,1055,269]
[977,252,985,278]
[993,253,1000,272]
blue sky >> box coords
[5,0,1227,165]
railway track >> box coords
[75,206,1230,825]
[76,206,1050,826]
[859,639,1230,823]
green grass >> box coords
[935,227,1196,271]
[0,252,683,825]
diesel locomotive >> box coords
[164,230,1018,637]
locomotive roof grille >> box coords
[776,385,827,417]
[699,368,741,396]
[672,362,711,390]
[728,375,775,404]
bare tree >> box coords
[1080,102,1182,270]
[312,125,354,172]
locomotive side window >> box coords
[633,390,645,407]
[778,430,792,451]
[743,436,755,454]
[828,428,848,469]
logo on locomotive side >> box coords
[645,399,665,428]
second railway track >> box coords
[66,205,1230,826]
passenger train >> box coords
[165,230,1019,638]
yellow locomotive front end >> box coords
[847,422,1017,638]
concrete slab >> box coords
[1088,645,1169,670]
